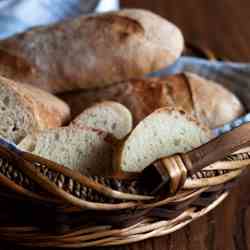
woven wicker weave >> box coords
[0,45,249,248]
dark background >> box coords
[122,0,250,62]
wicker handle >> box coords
[146,122,250,194]
[184,122,250,174]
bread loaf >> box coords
[114,108,212,173]
[18,127,114,176]
[0,9,183,93]
[60,73,244,128]
[71,101,132,139]
[59,78,169,124]
[164,73,245,128]
[0,76,70,143]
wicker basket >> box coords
[0,45,249,248]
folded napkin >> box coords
[149,57,250,136]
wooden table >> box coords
[117,1,250,249]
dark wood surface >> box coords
[117,1,250,250]
[122,0,250,62]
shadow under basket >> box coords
[0,45,249,248]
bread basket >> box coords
[1,46,250,248]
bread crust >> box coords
[59,78,169,125]
[184,73,245,128]
[60,73,244,128]
[0,76,71,133]
[0,9,183,93]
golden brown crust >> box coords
[59,78,169,125]
[60,73,244,128]
[85,13,145,37]
[0,76,71,129]
[0,9,183,93]
[184,73,245,128]
[161,73,245,128]
[162,74,195,115]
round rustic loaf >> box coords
[59,77,169,123]
[0,9,184,93]
[164,73,245,128]
[60,73,244,128]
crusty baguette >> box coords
[18,127,114,176]
[0,9,184,93]
[60,73,244,128]
[71,101,132,139]
[114,107,212,173]
[0,76,70,143]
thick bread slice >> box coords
[60,73,244,128]
[114,108,212,173]
[0,76,70,143]
[0,9,183,93]
[18,127,113,176]
[71,101,132,139]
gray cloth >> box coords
[0,0,119,39]
[149,57,250,136]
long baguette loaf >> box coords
[114,108,212,173]
[60,73,244,128]
[71,101,132,139]
[0,76,70,143]
[0,9,183,93]
[18,127,114,176]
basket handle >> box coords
[182,122,250,174]
[142,122,250,194]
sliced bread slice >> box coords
[71,101,133,139]
[114,107,212,173]
[0,76,70,144]
[18,127,114,176]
